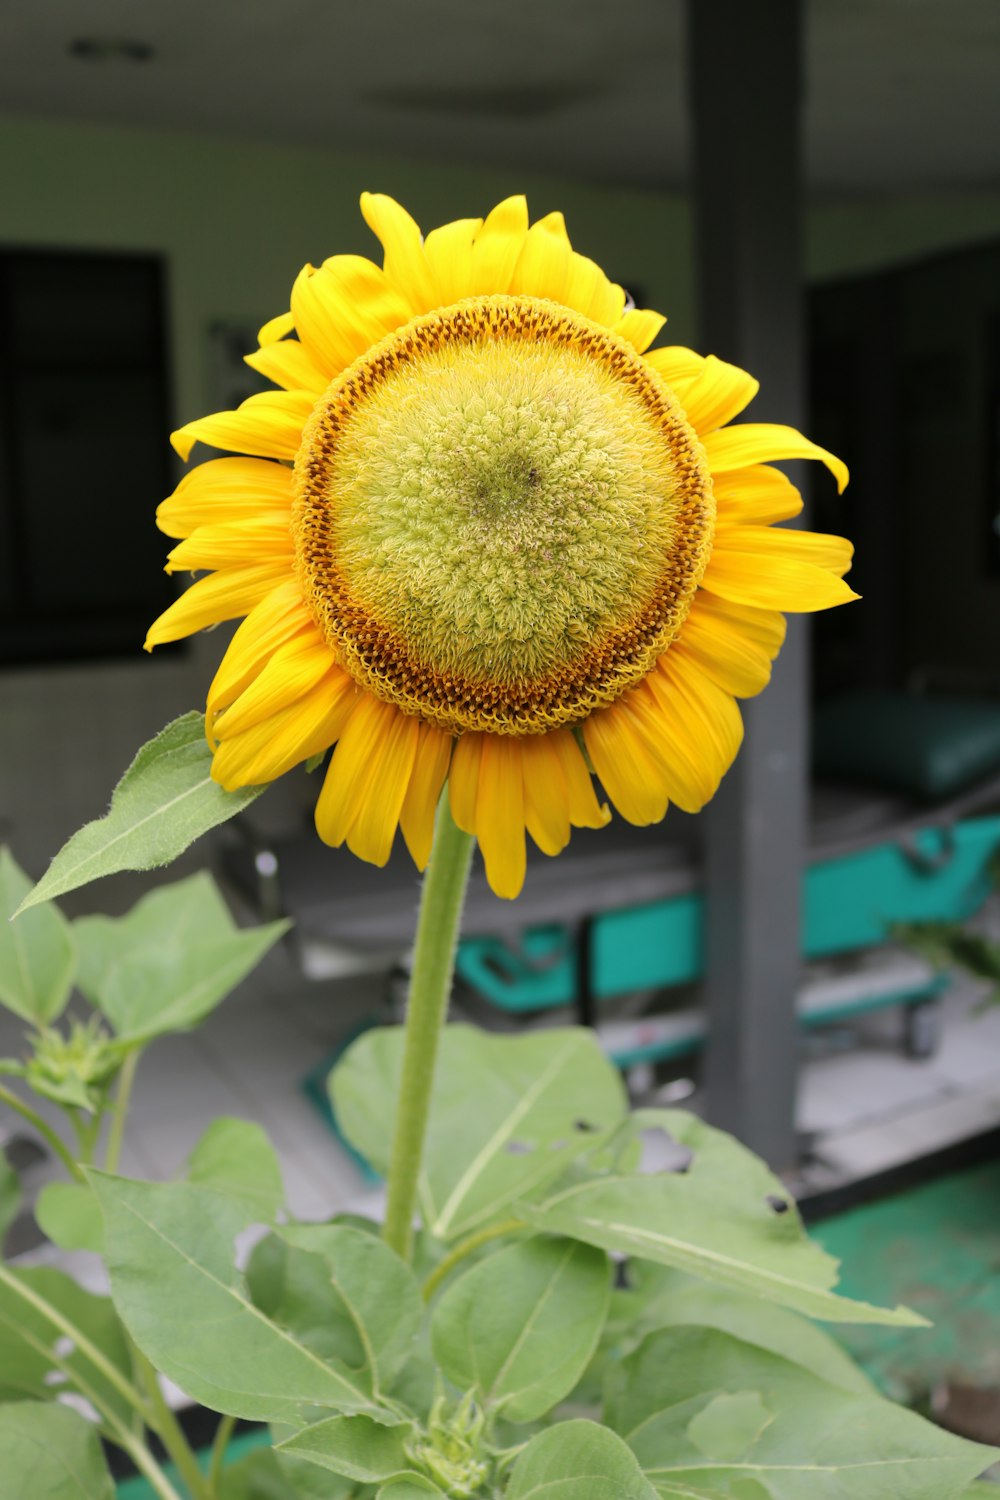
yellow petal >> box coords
[677,591,786,699]
[612,307,666,354]
[701,546,860,612]
[712,464,803,526]
[213,666,358,789]
[520,735,571,856]
[644,345,705,393]
[206,580,315,716]
[583,701,670,826]
[678,355,759,436]
[244,339,330,395]
[171,391,314,463]
[291,258,412,378]
[165,514,293,573]
[509,221,571,304]
[548,729,611,831]
[563,252,626,325]
[448,733,485,834]
[644,653,744,811]
[156,457,294,539]
[360,191,437,315]
[315,696,419,867]
[476,737,527,899]
[713,524,855,578]
[423,217,483,306]
[703,423,849,494]
[258,310,295,346]
[400,725,454,870]
[144,564,289,649]
[213,634,335,738]
[467,196,530,295]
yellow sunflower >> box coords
[148,193,855,899]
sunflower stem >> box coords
[382,796,474,1263]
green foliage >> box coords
[276,1414,417,1483]
[0,1152,21,1243]
[0,847,76,1024]
[89,1172,389,1424]
[14,712,267,913]
[34,1180,105,1252]
[506,1419,658,1499]
[277,1223,423,1393]
[0,1266,135,1428]
[186,1117,286,1220]
[897,919,1000,1004]
[331,1025,628,1240]
[522,1109,924,1326]
[431,1235,610,1421]
[75,872,288,1047]
[0,1400,114,1499]
[604,1325,993,1499]
[22,1015,121,1111]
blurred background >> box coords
[3,0,1000,1415]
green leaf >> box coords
[0,1400,114,1499]
[186,1117,285,1220]
[432,1235,610,1422]
[0,847,75,1023]
[0,1150,22,1242]
[89,1171,387,1423]
[218,1446,355,1500]
[377,1481,447,1499]
[506,1419,659,1500]
[277,1414,415,1483]
[74,872,288,1045]
[331,1025,627,1240]
[604,1326,998,1500]
[278,1224,423,1391]
[0,1266,135,1427]
[523,1110,924,1326]
[608,1264,876,1395]
[14,713,268,912]
[35,1181,104,1252]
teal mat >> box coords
[815,1159,1000,1404]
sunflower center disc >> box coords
[293,295,714,735]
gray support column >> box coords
[686,0,807,1168]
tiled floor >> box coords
[4,900,1000,1280]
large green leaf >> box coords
[0,847,75,1023]
[0,1265,135,1428]
[74,872,288,1045]
[90,1171,387,1423]
[0,1400,114,1499]
[218,1445,355,1499]
[522,1110,923,1326]
[35,1181,105,1252]
[604,1326,997,1500]
[277,1414,416,1483]
[606,1264,875,1396]
[279,1223,423,1392]
[331,1025,627,1240]
[376,1481,447,1499]
[186,1117,285,1220]
[15,713,267,913]
[246,1224,422,1398]
[506,1419,659,1500]
[432,1235,610,1422]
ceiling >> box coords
[1,0,998,192]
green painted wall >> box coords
[0,115,695,430]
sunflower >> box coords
[148,194,855,899]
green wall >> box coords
[0,115,695,430]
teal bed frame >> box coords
[453,813,1000,1065]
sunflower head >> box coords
[149,192,855,898]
